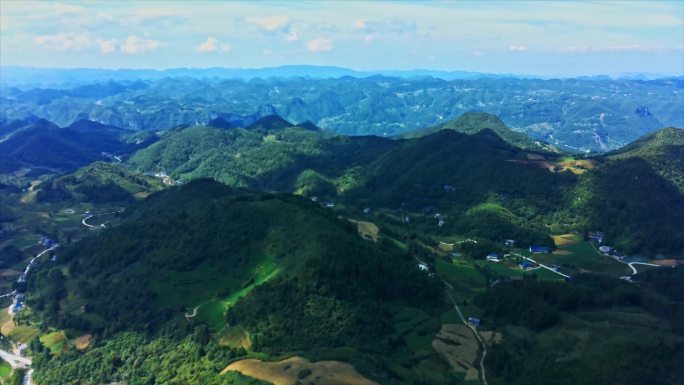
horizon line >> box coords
[2,64,683,81]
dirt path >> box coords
[442,279,489,385]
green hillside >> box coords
[404,112,553,151]
[604,127,684,191]
[28,179,449,385]
[36,162,166,203]
[129,121,393,192]
[126,114,684,257]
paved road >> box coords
[82,211,122,228]
[511,252,571,279]
[625,261,661,276]
[23,369,33,385]
[0,349,31,369]
[185,304,203,319]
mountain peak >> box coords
[297,120,320,131]
[441,112,508,133]
[405,112,550,152]
[247,115,294,130]
[207,117,235,129]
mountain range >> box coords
[1,104,683,385]
[2,73,682,151]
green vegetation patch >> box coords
[0,361,11,378]
[40,331,69,355]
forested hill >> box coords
[28,179,443,384]
[402,112,552,151]
[604,127,684,192]
[0,118,144,174]
[124,112,684,257]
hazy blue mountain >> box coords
[2,73,682,151]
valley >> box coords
[0,107,682,384]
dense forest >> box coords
[480,272,684,385]
[27,180,446,384]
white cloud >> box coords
[34,32,92,51]
[120,35,160,54]
[196,37,218,52]
[306,37,333,52]
[52,3,85,14]
[509,45,529,52]
[246,15,290,31]
[195,37,231,53]
[473,50,484,58]
[286,27,298,42]
[595,44,650,52]
[129,7,177,23]
[99,39,118,54]
[563,44,656,53]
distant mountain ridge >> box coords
[3,75,681,151]
[3,65,682,89]
[0,119,145,174]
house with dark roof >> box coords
[467,317,481,327]
[529,246,550,254]
[589,231,605,243]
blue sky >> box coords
[1,0,683,76]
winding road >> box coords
[624,261,660,276]
[81,210,122,228]
[0,349,31,370]
[1,244,59,378]
[185,303,203,319]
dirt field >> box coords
[221,356,379,385]
[431,324,480,381]
[553,250,573,255]
[218,326,251,349]
[72,334,92,350]
[508,159,596,175]
[553,234,581,247]
[653,259,682,267]
[479,330,503,346]
[349,220,379,242]
[0,307,13,336]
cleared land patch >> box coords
[218,325,251,349]
[431,323,479,381]
[192,258,280,330]
[508,158,596,175]
[72,333,92,350]
[221,356,378,385]
[553,233,581,247]
[349,220,379,242]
